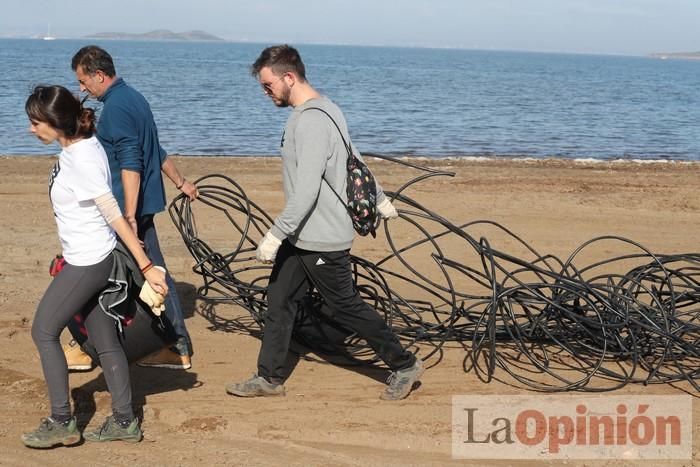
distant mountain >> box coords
[85,29,224,41]
[650,51,700,60]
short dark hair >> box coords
[251,44,306,81]
[25,85,95,139]
[71,45,116,77]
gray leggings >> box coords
[32,253,133,420]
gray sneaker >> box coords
[22,417,81,448]
[381,358,425,401]
[226,374,286,397]
[83,416,142,443]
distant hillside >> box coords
[85,29,224,41]
[650,51,700,60]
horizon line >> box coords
[0,35,668,58]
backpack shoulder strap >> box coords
[301,107,353,157]
[300,107,379,238]
[300,107,353,208]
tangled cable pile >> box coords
[169,155,700,392]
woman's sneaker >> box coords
[84,416,143,443]
[21,417,81,448]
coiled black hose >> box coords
[169,155,700,392]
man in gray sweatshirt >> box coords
[226,45,424,401]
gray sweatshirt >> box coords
[269,96,387,252]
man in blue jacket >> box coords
[68,45,195,369]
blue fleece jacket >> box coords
[96,78,167,217]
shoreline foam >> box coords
[3,153,699,166]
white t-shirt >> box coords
[49,136,116,266]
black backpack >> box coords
[304,107,380,238]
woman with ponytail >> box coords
[21,85,168,448]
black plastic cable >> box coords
[168,156,700,391]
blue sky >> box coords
[2,0,698,55]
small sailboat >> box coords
[42,23,56,41]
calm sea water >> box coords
[1,39,698,160]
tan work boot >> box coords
[63,339,95,372]
[137,346,192,370]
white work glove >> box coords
[139,266,166,315]
[256,231,282,264]
[377,198,399,219]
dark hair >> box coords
[71,45,116,77]
[251,44,306,81]
[25,85,96,139]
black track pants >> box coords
[257,241,414,383]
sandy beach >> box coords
[0,155,698,466]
